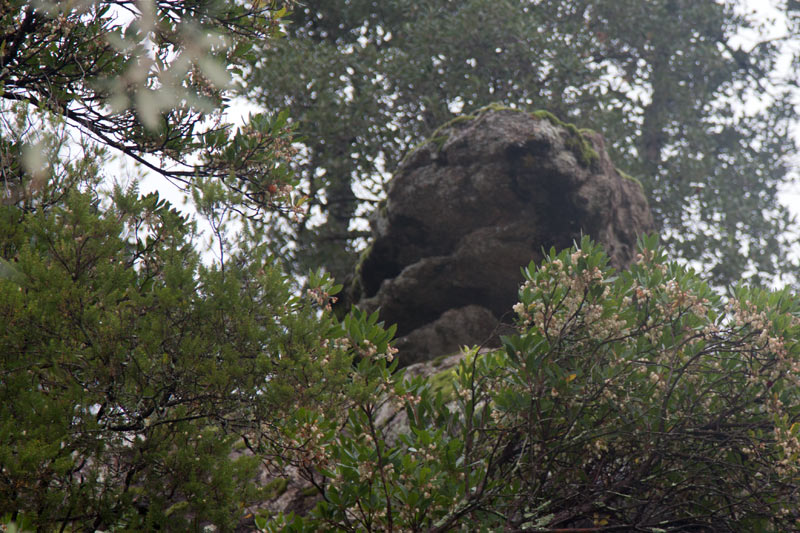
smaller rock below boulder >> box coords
[391,305,500,367]
[374,350,468,446]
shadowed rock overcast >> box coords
[342,107,653,367]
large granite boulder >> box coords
[346,107,653,366]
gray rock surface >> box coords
[347,107,653,366]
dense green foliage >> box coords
[271,237,800,531]
[0,1,353,529]
[0,179,365,529]
[8,211,800,530]
[0,0,301,217]
[247,0,800,286]
[4,2,800,532]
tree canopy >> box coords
[0,0,299,217]
[0,182,351,529]
[247,0,800,286]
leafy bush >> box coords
[274,236,800,532]
[0,186,364,531]
[5,186,800,532]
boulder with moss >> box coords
[346,107,653,366]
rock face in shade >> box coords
[345,107,654,367]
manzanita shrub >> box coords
[0,185,387,531]
[269,235,800,532]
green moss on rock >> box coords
[428,134,449,152]
[529,109,566,127]
[418,104,518,154]
[426,114,477,149]
[474,102,515,114]
[530,110,599,169]
[355,241,373,275]
[402,104,600,171]
[616,167,644,190]
[398,113,477,164]
[565,136,599,168]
